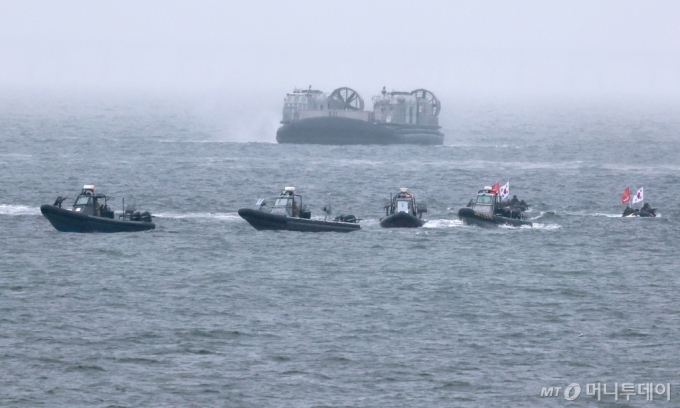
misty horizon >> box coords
[1,0,679,100]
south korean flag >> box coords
[632,187,644,204]
[499,182,510,201]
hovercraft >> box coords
[238,187,361,232]
[276,87,444,145]
[379,188,427,228]
[622,203,657,217]
[41,185,155,233]
[458,186,532,228]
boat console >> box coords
[472,187,499,215]
[71,185,114,218]
[263,187,311,219]
[379,188,427,228]
[386,188,426,218]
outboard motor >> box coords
[122,204,151,222]
[334,214,359,223]
[417,203,427,218]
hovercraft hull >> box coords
[458,208,532,228]
[276,117,443,145]
[41,205,155,233]
[238,208,360,232]
[379,212,425,228]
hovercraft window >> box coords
[75,196,91,206]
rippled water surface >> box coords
[2,96,680,406]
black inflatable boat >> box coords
[379,188,427,228]
[622,204,657,217]
[458,186,532,228]
[41,185,155,233]
[238,187,360,232]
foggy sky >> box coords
[1,0,679,99]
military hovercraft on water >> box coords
[40,185,155,233]
[458,186,532,228]
[380,188,427,228]
[238,187,361,232]
[276,86,444,145]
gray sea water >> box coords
[2,95,680,407]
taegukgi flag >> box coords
[632,187,643,204]
[621,187,630,205]
[500,182,510,201]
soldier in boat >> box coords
[622,202,657,217]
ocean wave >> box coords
[441,143,515,148]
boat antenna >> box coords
[323,193,332,221]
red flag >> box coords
[491,182,500,194]
[621,187,630,205]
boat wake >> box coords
[590,212,624,218]
[562,211,662,218]
[357,218,380,228]
[0,205,41,216]
[523,223,561,230]
[153,212,241,221]
[526,211,557,221]
[509,212,561,229]
[423,219,464,228]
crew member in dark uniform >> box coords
[292,197,299,217]
[641,202,655,216]
[94,198,101,217]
